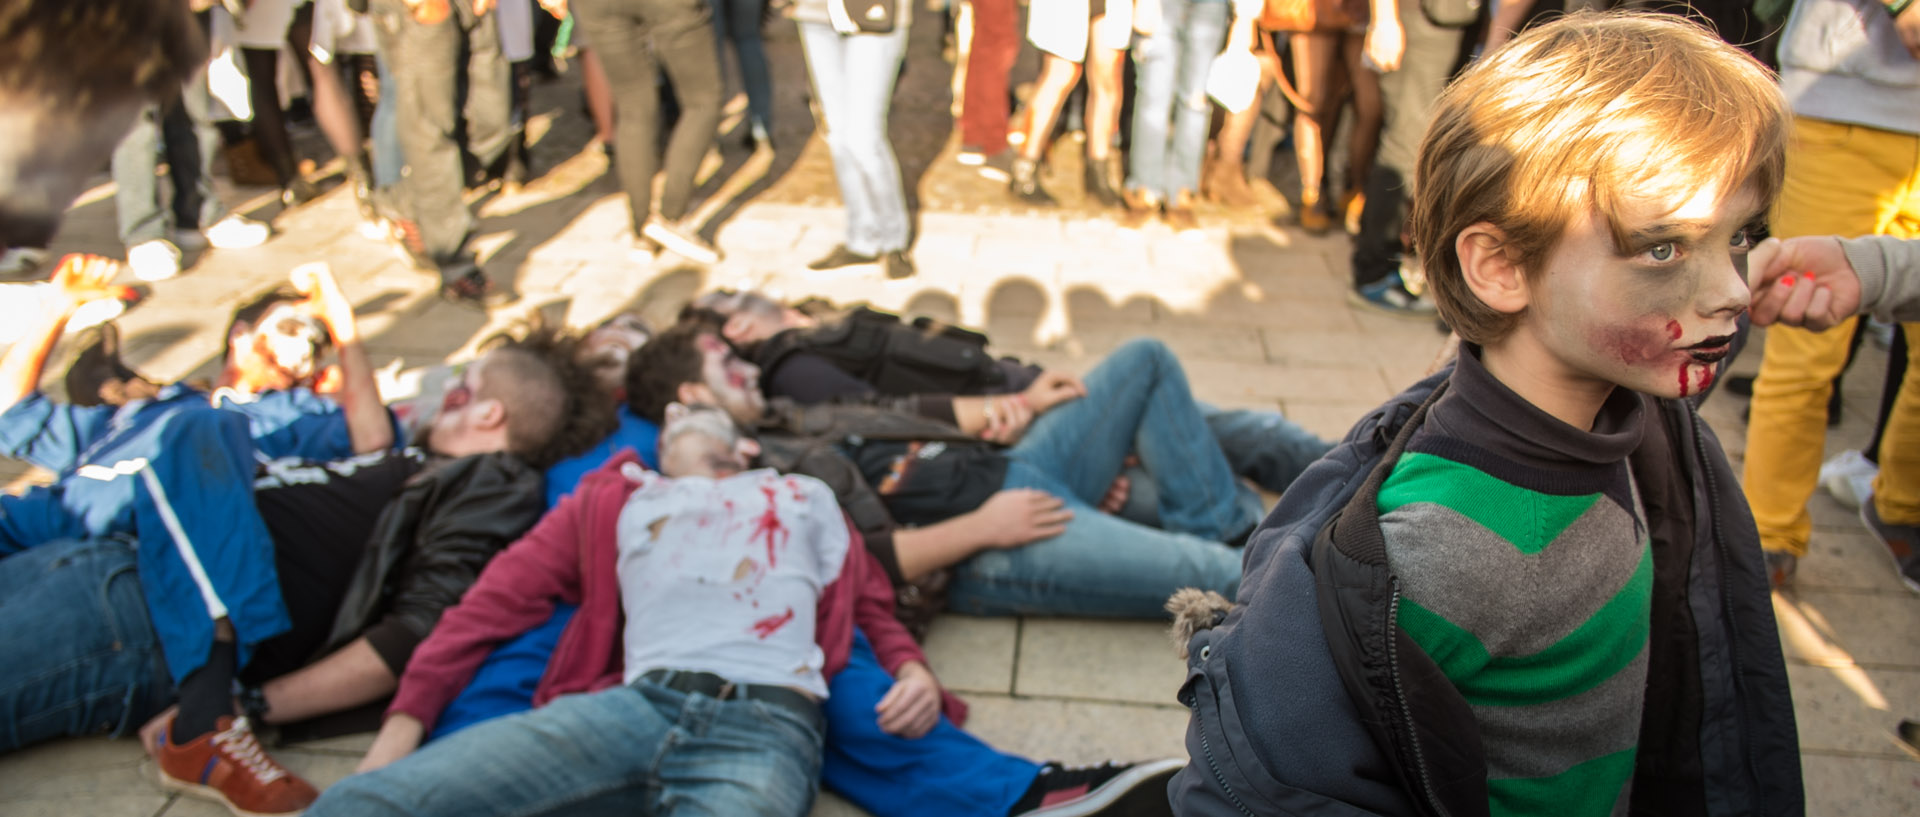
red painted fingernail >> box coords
[1782,275,1795,287]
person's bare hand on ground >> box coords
[875,661,942,739]
[969,489,1073,548]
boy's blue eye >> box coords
[1730,229,1756,250]
[1647,243,1677,262]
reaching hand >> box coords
[874,661,942,739]
[537,0,568,18]
[357,714,425,773]
[51,254,124,307]
[969,489,1073,548]
[1021,371,1087,414]
[1746,236,1862,332]
[289,262,358,343]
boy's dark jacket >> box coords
[1171,368,1802,817]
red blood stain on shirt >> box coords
[752,486,789,568]
[750,607,795,639]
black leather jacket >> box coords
[317,451,547,673]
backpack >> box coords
[749,306,1036,396]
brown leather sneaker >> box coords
[155,716,318,817]
[1165,191,1202,236]
[1120,188,1160,230]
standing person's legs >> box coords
[372,0,478,262]
[461,5,515,185]
[1007,338,1252,540]
[1287,30,1337,231]
[1350,6,1460,297]
[799,23,912,257]
[173,65,234,234]
[1124,0,1190,205]
[960,0,1019,158]
[0,537,174,753]
[649,0,725,223]
[370,53,404,187]
[575,1,663,235]
[1334,30,1379,231]
[952,462,1243,616]
[1746,118,1915,563]
[716,0,774,138]
[1162,0,1224,208]
[111,105,173,250]
[821,630,1042,817]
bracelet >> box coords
[1891,0,1915,17]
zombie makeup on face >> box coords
[659,403,750,478]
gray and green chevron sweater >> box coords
[1378,348,1651,817]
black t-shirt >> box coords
[240,449,428,684]
[845,438,1007,528]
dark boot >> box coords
[1010,157,1057,207]
[1083,153,1123,209]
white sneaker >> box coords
[198,215,272,250]
[127,240,182,282]
[640,217,722,266]
[68,297,127,332]
[1820,448,1879,511]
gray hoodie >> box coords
[1777,0,1920,133]
[1843,235,1920,321]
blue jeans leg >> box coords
[822,631,1041,817]
[371,53,404,188]
[1201,404,1335,494]
[797,21,911,255]
[711,0,773,133]
[310,681,824,817]
[949,461,1243,617]
[0,538,173,752]
[1168,1,1227,196]
[1008,338,1253,540]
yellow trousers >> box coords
[1745,117,1920,556]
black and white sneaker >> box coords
[1007,758,1184,817]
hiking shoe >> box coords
[155,715,318,817]
[1011,158,1056,207]
[641,217,722,265]
[1764,548,1798,591]
[1860,500,1920,594]
[127,239,182,282]
[1348,271,1438,319]
[883,250,916,280]
[1008,758,1185,817]
[1820,449,1878,511]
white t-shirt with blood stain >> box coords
[615,466,850,699]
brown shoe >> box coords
[1121,188,1160,230]
[1341,188,1366,235]
[1205,160,1258,210]
[1165,191,1201,236]
[155,716,318,817]
[1297,188,1332,235]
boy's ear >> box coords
[1456,222,1531,315]
[734,437,761,462]
[476,397,508,430]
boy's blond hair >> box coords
[1409,12,1788,344]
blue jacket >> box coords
[1170,370,1802,816]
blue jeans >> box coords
[822,632,1040,817]
[1118,406,1334,529]
[797,21,911,255]
[1126,0,1228,199]
[709,0,773,135]
[110,79,226,246]
[310,678,825,817]
[949,339,1249,616]
[371,53,404,188]
[0,538,173,753]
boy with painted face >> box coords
[312,402,926,817]
[1171,13,1803,817]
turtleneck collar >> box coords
[1427,344,1646,473]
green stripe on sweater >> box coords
[1396,544,1653,707]
[1378,452,1602,555]
[1489,748,1637,817]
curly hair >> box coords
[625,313,725,424]
[478,317,618,469]
[0,0,206,108]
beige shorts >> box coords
[1027,0,1134,62]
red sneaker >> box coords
[154,715,318,817]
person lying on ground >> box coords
[628,318,1253,620]
[0,319,613,817]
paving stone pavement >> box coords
[2,11,1918,817]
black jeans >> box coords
[1348,4,1468,289]
[573,0,724,228]
[369,0,512,263]
[111,91,225,247]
